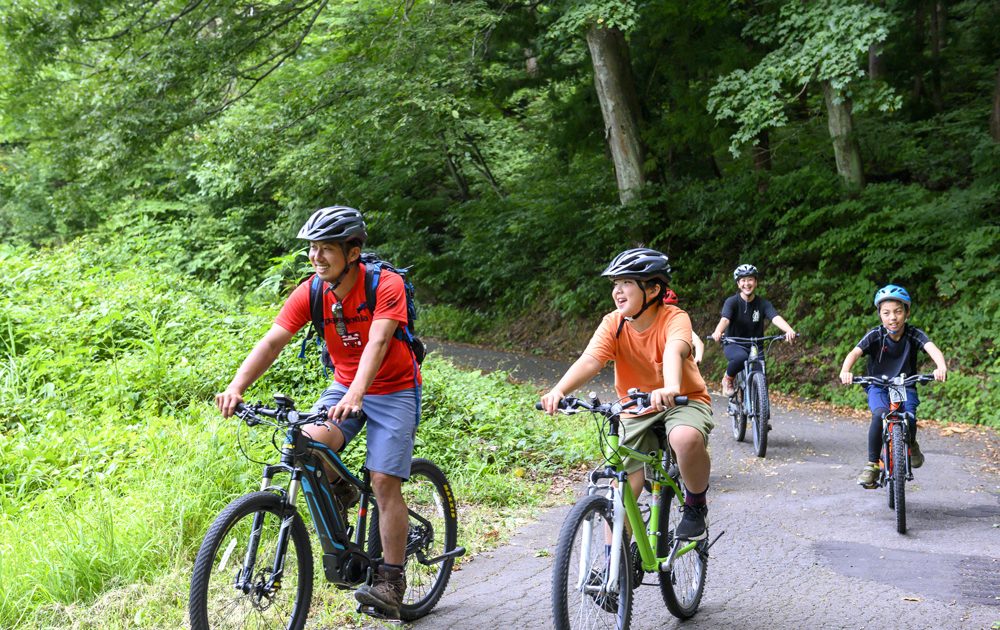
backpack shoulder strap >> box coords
[309,274,326,338]
[365,261,381,315]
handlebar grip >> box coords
[535,402,544,410]
[674,395,688,406]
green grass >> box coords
[0,236,597,628]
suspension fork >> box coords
[238,465,302,592]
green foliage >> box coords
[708,0,896,156]
[0,233,596,626]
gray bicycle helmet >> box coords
[733,264,758,281]
[297,206,368,243]
[601,248,672,284]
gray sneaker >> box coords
[856,462,879,487]
[355,564,406,618]
[910,440,924,468]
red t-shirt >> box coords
[275,263,421,394]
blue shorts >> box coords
[312,383,420,480]
[866,385,919,417]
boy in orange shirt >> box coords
[540,248,714,540]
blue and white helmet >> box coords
[733,264,758,281]
[873,284,911,309]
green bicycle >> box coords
[542,389,721,629]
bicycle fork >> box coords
[577,485,627,596]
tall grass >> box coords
[0,234,595,627]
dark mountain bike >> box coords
[188,394,464,629]
[850,374,935,534]
[719,334,792,458]
[540,390,722,629]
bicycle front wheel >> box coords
[891,425,907,533]
[657,484,707,619]
[552,494,632,630]
[367,458,458,621]
[189,491,313,630]
[751,372,770,458]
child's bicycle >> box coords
[188,394,465,629]
[849,374,935,534]
[719,334,793,458]
[539,389,723,629]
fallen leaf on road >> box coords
[902,596,921,602]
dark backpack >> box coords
[298,253,425,372]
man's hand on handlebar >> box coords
[216,388,245,418]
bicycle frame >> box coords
[235,404,378,590]
[577,399,698,595]
[878,381,914,485]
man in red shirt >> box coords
[216,206,420,617]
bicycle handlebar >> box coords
[235,400,364,427]
[851,374,935,388]
[535,390,688,415]
[717,334,796,344]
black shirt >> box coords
[856,325,931,378]
[721,294,779,338]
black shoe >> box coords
[675,504,708,541]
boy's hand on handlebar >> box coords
[650,387,680,410]
[785,330,797,343]
[933,367,947,382]
[839,371,853,385]
[539,389,566,415]
[216,388,245,418]
[711,331,723,343]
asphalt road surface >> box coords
[406,340,1000,630]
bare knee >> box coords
[669,426,706,457]
[371,472,403,505]
[302,421,345,453]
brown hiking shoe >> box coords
[355,564,406,618]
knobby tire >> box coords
[751,372,770,458]
[892,424,907,533]
[552,494,633,630]
[657,479,707,619]
[731,381,747,442]
[366,458,458,621]
[189,491,313,630]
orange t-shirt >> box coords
[583,305,710,409]
[275,263,421,394]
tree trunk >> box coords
[991,66,1000,142]
[752,130,772,194]
[586,25,645,205]
[822,81,865,191]
[868,42,885,81]
[928,0,946,112]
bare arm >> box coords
[540,354,604,414]
[839,347,864,384]
[710,317,730,343]
[771,315,797,343]
[216,324,296,417]
[923,342,948,381]
[691,332,705,364]
[331,317,399,421]
[651,338,690,410]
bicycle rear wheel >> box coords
[189,491,313,630]
[751,372,770,458]
[891,425,907,533]
[552,494,632,630]
[730,382,747,442]
[657,481,707,619]
[367,458,458,621]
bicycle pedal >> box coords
[356,604,402,623]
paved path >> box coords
[408,341,1000,629]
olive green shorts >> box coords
[620,401,714,473]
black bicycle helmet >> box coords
[297,206,368,243]
[601,248,672,284]
[733,264,758,281]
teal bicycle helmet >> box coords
[873,284,911,309]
